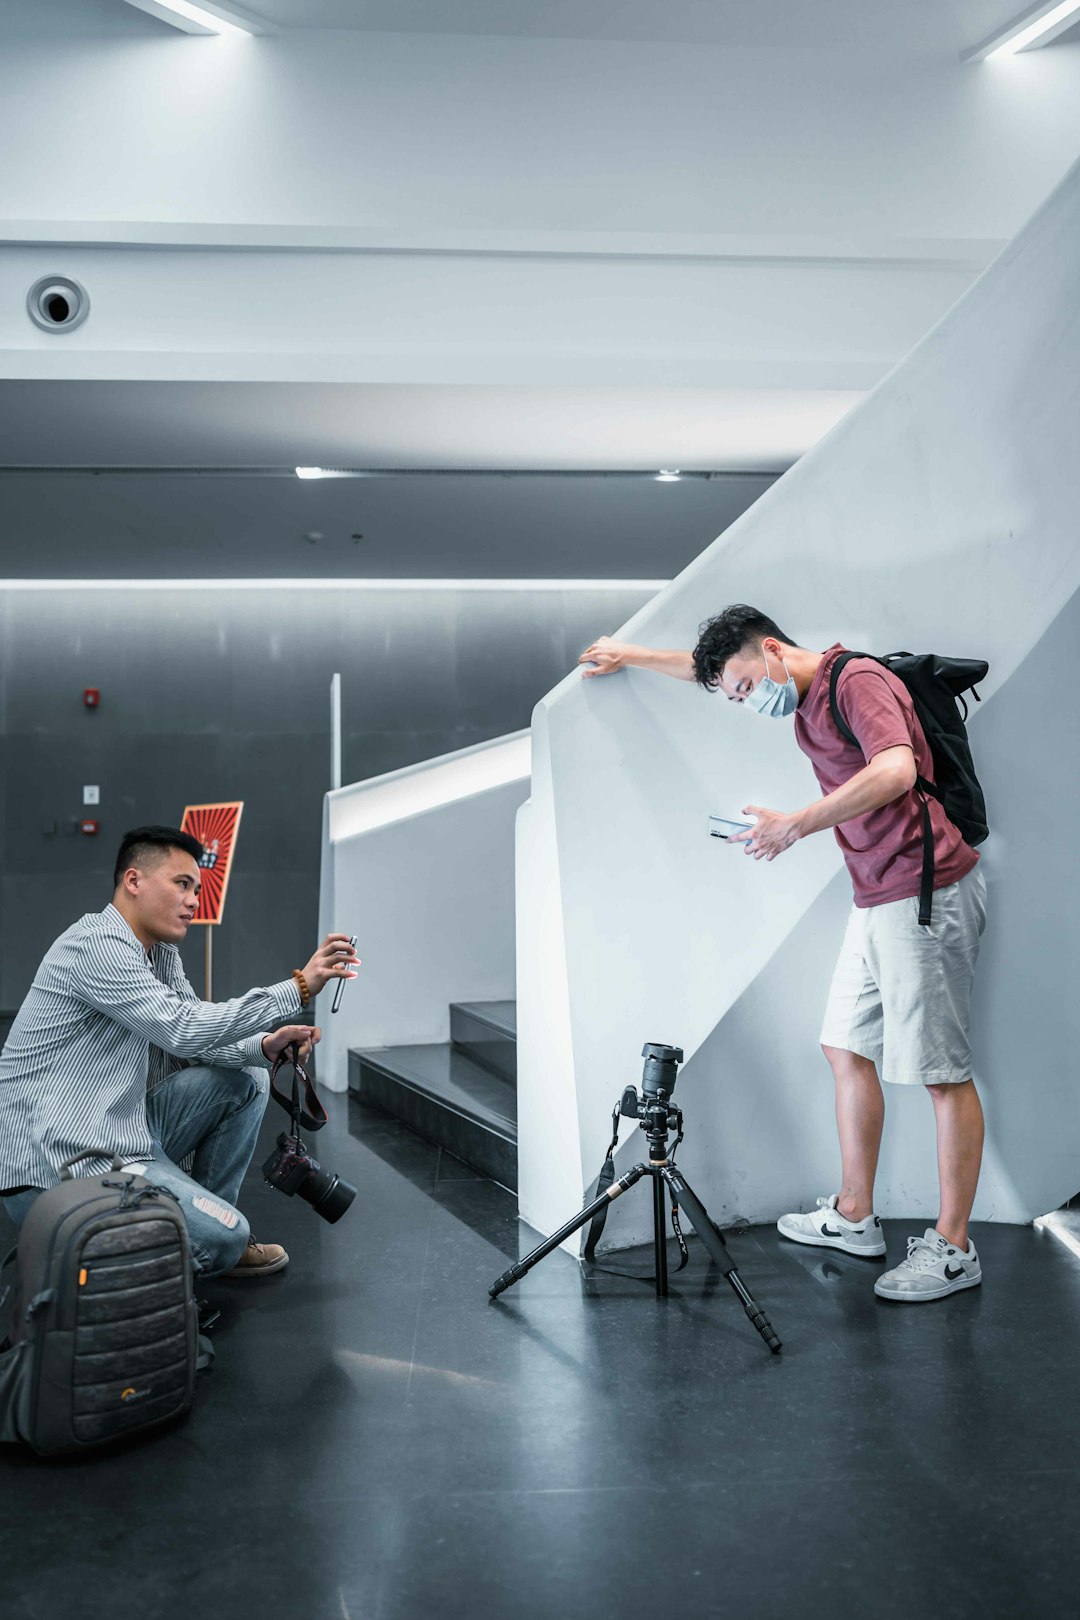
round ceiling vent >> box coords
[26,275,90,334]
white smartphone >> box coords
[708,815,755,841]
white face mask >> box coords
[743,647,798,719]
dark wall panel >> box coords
[0,584,655,1009]
[0,472,773,581]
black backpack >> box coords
[0,1149,207,1457]
[828,651,989,926]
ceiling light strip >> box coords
[0,467,776,481]
[121,0,264,35]
[964,0,1080,59]
[0,578,671,593]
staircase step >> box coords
[350,1042,517,1191]
[449,1000,517,1084]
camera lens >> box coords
[640,1042,684,1097]
[300,1166,357,1224]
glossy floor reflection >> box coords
[2,1093,1078,1620]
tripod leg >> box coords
[652,1166,669,1298]
[490,1164,649,1298]
[661,1169,782,1354]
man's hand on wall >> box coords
[263,1024,322,1063]
[579,636,635,676]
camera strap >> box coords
[582,1106,689,1276]
[269,1042,328,1134]
[582,1104,621,1262]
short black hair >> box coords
[692,604,797,691]
[113,825,204,889]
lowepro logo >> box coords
[119,1386,151,1403]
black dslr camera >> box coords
[262,1042,356,1225]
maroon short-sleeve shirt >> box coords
[793,644,978,909]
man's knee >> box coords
[822,1045,883,1090]
[926,1078,976,1102]
[201,1062,268,1111]
[186,1193,250,1275]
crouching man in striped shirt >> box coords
[0,825,359,1279]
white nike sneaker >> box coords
[777,1195,886,1258]
[874,1228,981,1302]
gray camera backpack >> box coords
[0,1150,207,1457]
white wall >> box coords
[517,155,1080,1246]
[0,242,974,393]
[318,733,529,1090]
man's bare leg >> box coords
[927,1079,984,1251]
[822,1045,885,1222]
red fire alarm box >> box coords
[80,819,99,836]
[84,688,100,708]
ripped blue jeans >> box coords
[3,1064,269,1277]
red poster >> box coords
[180,802,243,925]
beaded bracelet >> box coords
[292,968,311,1007]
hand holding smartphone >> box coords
[708,814,756,849]
[331,935,358,1014]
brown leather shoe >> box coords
[223,1238,289,1278]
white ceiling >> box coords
[0,382,860,472]
[1,0,1078,490]
[0,0,1067,53]
[167,0,1069,53]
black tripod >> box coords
[489,1044,782,1355]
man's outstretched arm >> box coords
[579,636,696,681]
[74,930,358,1060]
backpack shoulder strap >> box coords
[827,651,864,748]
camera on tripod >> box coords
[262,1042,356,1225]
[620,1041,683,1136]
[489,1039,781,1354]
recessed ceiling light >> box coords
[965,0,1080,60]
[655,469,682,482]
[295,467,326,480]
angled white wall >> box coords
[318,732,529,1091]
[517,157,1080,1246]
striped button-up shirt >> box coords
[0,904,301,1189]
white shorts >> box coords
[819,864,987,1086]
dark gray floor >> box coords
[2,1093,1079,1620]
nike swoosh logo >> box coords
[944,1264,967,1280]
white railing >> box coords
[317,732,530,1091]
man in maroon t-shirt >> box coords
[580,603,988,1305]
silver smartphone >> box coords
[331,936,358,1014]
[709,815,755,841]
